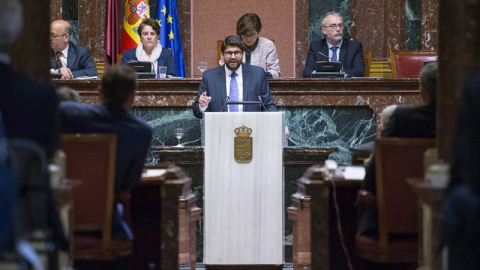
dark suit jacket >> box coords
[0,63,59,159]
[121,47,177,77]
[362,102,436,193]
[358,102,436,235]
[59,101,153,191]
[193,64,277,119]
[51,42,97,78]
[302,38,365,77]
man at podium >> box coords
[193,35,276,119]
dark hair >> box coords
[236,13,262,36]
[138,18,160,36]
[221,35,245,53]
[101,65,138,104]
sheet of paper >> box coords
[343,166,366,180]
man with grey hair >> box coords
[303,11,365,77]
[359,62,438,235]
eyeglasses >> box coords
[241,32,258,40]
[224,51,243,57]
[50,34,67,39]
[323,24,344,30]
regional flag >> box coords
[156,0,186,77]
[121,0,150,53]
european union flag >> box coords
[156,0,185,77]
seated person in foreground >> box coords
[193,35,276,119]
[443,75,480,270]
[121,18,177,77]
[302,12,365,78]
[59,65,153,239]
[358,62,438,235]
[220,13,281,78]
[50,20,98,79]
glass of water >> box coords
[174,128,185,147]
[197,61,208,75]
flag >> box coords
[121,0,151,53]
[156,0,185,77]
[105,0,119,66]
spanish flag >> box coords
[121,0,151,53]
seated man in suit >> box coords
[59,65,153,239]
[358,62,438,235]
[50,19,98,79]
[302,12,365,78]
[193,35,276,119]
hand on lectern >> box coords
[199,92,211,107]
[285,126,290,140]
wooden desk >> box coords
[287,165,364,270]
[129,165,201,270]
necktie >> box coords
[330,46,338,61]
[229,72,239,112]
[56,52,63,69]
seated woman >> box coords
[121,18,177,77]
[220,13,280,78]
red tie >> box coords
[56,52,63,69]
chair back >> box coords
[363,51,372,77]
[375,138,435,242]
[390,50,438,77]
[61,134,116,242]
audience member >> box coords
[303,12,365,78]
[358,62,437,235]
[193,35,276,119]
[50,19,98,79]
[56,86,80,102]
[220,13,281,78]
[443,75,480,270]
[59,65,153,239]
[121,18,177,77]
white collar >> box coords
[327,39,343,49]
[225,64,243,77]
[59,44,69,57]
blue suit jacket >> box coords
[121,47,177,77]
[303,38,365,77]
[51,42,98,78]
[59,101,153,191]
[193,64,277,119]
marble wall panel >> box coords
[350,1,387,60]
[78,0,105,62]
[177,0,191,77]
[406,0,421,50]
[422,0,439,51]
[296,0,310,78]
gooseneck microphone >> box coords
[257,96,267,111]
[221,96,230,112]
[318,51,332,62]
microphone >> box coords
[318,51,332,62]
[221,96,230,112]
[257,96,267,111]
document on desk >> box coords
[142,169,167,178]
[343,166,366,180]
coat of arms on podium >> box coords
[234,125,253,163]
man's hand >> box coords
[285,126,290,140]
[199,92,211,107]
[59,67,73,79]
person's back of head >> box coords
[101,65,138,106]
[0,0,23,52]
[378,104,397,135]
[56,86,80,102]
[419,62,438,105]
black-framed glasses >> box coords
[323,24,344,30]
[50,34,67,39]
[241,32,258,40]
[224,51,243,57]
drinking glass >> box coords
[174,128,185,147]
[197,61,208,75]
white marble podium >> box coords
[204,112,284,265]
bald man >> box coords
[50,20,97,79]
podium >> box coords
[204,112,285,267]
